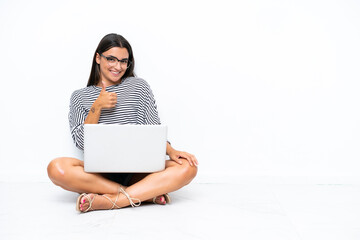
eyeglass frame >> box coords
[99,53,131,68]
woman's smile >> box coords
[96,47,129,86]
[110,69,121,77]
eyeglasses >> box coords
[100,53,130,68]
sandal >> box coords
[76,187,141,213]
[153,193,171,205]
[76,193,98,212]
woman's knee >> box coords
[177,161,198,185]
[47,157,68,185]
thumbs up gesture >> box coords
[96,81,117,109]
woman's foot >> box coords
[77,191,169,212]
[78,193,166,212]
[77,187,142,213]
[147,193,171,205]
[151,195,167,205]
[77,192,124,212]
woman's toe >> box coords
[80,196,90,211]
[156,195,166,205]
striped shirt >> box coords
[69,77,161,150]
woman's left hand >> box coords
[168,150,198,167]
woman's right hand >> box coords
[95,81,117,110]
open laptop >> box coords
[84,124,167,173]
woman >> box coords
[47,33,198,213]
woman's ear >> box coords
[96,53,101,65]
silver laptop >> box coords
[84,124,167,173]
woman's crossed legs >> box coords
[47,157,197,212]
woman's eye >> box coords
[120,60,128,64]
[108,58,116,63]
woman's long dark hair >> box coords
[87,33,135,87]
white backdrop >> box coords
[0,0,359,183]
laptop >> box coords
[84,124,167,173]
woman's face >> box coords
[96,47,129,86]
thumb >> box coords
[101,81,107,92]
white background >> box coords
[0,0,359,183]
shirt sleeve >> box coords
[68,90,87,150]
[140,81,161,125]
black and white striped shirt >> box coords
[69,77,161,150]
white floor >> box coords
[1,181,359,240]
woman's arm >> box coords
[137,79,198,166]
[85,81,117,124]
[166,142,198,167]
[84,100,103,124]
[69,91,87,150]
[69,82,117,150]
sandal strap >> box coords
[79,187,141,212]
[101,194,121,210]
[101,187,141,209]
[119,187,141,207]
[82,193,98,212]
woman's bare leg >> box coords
[47,157,197,211]
[128,173,163,204]
[47,157,120,194]
[125,160,197,203]
[80,160,198,210]
[48,157,136,210]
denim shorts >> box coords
[100,173,134,186]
